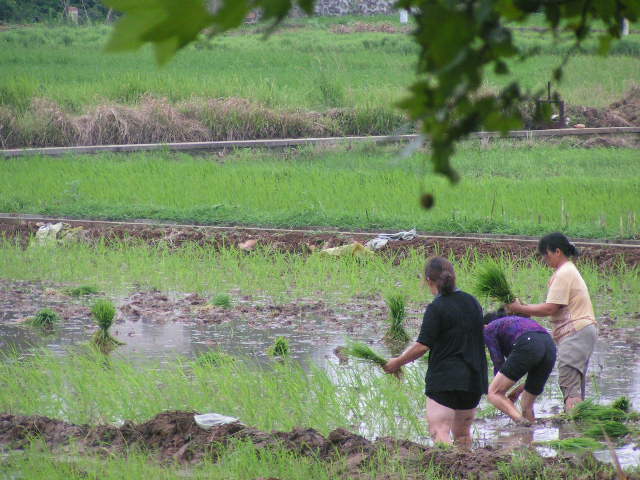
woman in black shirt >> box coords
[384,257,488,446]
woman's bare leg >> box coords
[452,408,477,447]
[488,373,529,424]
[520,391,538,422]
[426,397,454,444]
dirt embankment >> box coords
[0,411,632,479]
[1,88,638,149]
[1,220,639,269]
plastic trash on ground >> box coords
[194,413,241,430]
[35,222,65,245]
[365,228,417,250]
[320,242,374,258]
[33,222,85,246]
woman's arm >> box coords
[383,342,429,374]
[506,300,561,318]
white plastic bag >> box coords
[194,413,241,430]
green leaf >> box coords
[105,0,214,64]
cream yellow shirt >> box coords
[546,261,596,343]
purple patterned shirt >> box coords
[483,316,549,375]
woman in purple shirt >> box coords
[484,309,556,424]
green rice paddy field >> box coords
[1,142,638,239]
[0,15,638,122]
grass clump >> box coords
[91,299,124,350]
[196,350,236,367]
[267,337,290,357]
[570,399,627,422]
[383,294,410,343]
[547,437,602,452]
[29,308,61,328]
[583,420,630,439]
[64,285,99,297]
[343,340,388,367]
[212,293,232,309]
[475,262,516,304]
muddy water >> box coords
[1,280,639,467]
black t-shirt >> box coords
[416,290,488,395]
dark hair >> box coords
[538,232,579,257]
[483,307,507,326]
[425,257,456,295]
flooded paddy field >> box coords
[1,222,639,478]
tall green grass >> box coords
[0,22,637,113]
[0,239,637,324]
[1,143,638,238]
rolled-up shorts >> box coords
[557,324,597,400]
[427,390,482,410]
[500,331,557,396]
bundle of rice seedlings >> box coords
[343,341,388,367]
[212,293,232,309]
[30,308,60,328]
[196,350,235,368]
[547,437,602,452]
[65,285,99,297]
[611,396,631,413]
[584,420,630,439]
[384,294,410,343]
[91,299,124,350]
[474,262,516,304]
[267,337,290,357]
[571,399,627,422]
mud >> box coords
[568,86,640,129]
[0,411,632,479]
[1,220,639,269]
[118,289,393,333]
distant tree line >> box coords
[0,0,113,23]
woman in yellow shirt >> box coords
[507,232,597,412]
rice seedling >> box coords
[212,293,232,309]
[267,337,290,357]
[570,399,627,422]
[383,294,410,343]
[583,420,630,440]
[474,262,516,304]
[343,340,388,367]
[196,350,236,367]
[611,396,631,413]
[90,299,124,350]
[546,437,602,452]
[29,308,60,328]
[64,285,99,297]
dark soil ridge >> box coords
[1,220,639,269]
[0,411,631,479]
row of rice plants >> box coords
[1,143,638,238]
[0,240,637,324]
